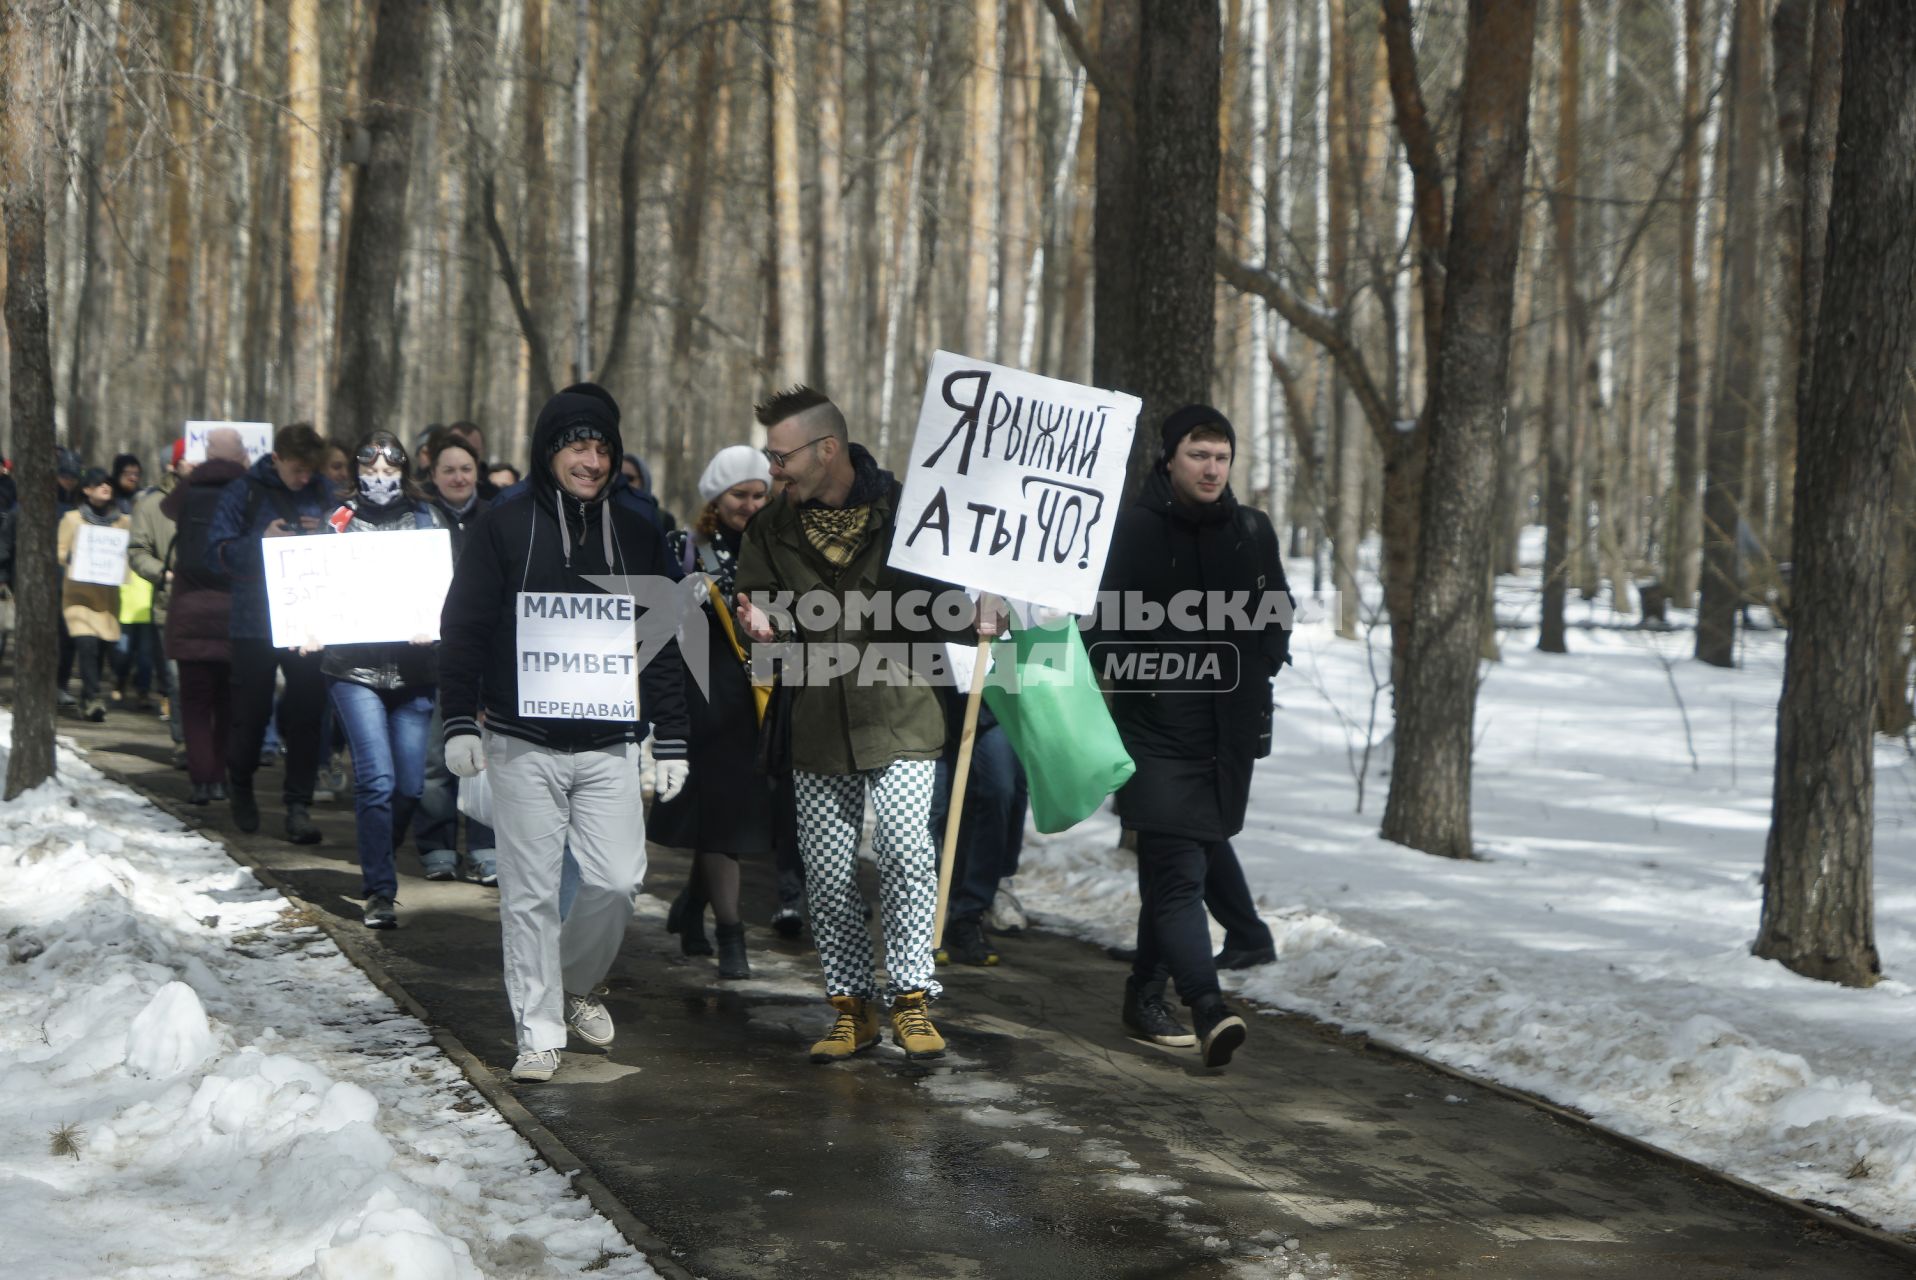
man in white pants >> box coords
[438,383,690,1082]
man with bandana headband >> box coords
[438,383,690,1083]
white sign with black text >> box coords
[183,420,275,465]
[515,592,639,721]
[70,524,130,587]
[263,529,454,649]
[889,351,1140,615]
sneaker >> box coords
[770,902,804,938]
[189,782,214,806]
[229,782,260,833]
[83,699,107,723]
[564,991,614,1046]
[170,745,189,770]
[890,992,946,1060]
[421,849,459,881]
[1122,977,1197,1047]
[986,882,1029,935]
[284,803,322,846]
[935,916,1000,967]
[55,689,76,707]
[363,895,397,929]
[809,995,881,1063]
[715,922,751,980]
[460,848,498,886]
[1215,945,1277,970]
[1193,996,1247,1069]
[511,1049,560,1082]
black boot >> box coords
[1122,976,1196,1047]
[667,882,713,956]
[189,782,213,806]
[715,922,750,979]
[284,802,322,846]
[1192,995,1247,1069]
[230,781,260,833]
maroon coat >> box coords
[160,458,247,663]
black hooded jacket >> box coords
[1091,467,1292,841]
[436,389,689,756]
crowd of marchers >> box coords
[6,385,1292,1082]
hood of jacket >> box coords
[162,457,247,521]
[529,387,624,510]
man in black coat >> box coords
[438,382,691,1084]
[1093,404,1292,1068]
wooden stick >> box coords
[933,631,993,950]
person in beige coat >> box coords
[57,468,130,721]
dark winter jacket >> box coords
[437,392,689,756]
[204,456,337,642]
[1092,467,1292,841]
[320,495,448,691]
[160,458,246,663]
[427,489,491,560]
[731,443,972,776]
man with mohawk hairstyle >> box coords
[734,385,1001,1064]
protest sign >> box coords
[514,591,638,721]
[70,524,130,587]
[183,420,274,464]
[889,351,1140,616]
[263,529,453,649]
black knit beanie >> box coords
[1159,404,1236,462]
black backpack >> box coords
[168,477,288,594]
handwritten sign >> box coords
[70,524,130,587]
[515,592,638,720]
[263,529,453,649]
[183,420,274,465]
[890,351,1140,615]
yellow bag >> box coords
[706,580,771,724]
[118,570,154,625]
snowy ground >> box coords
[0,722,657,1279]
[1015,532,1916,1235]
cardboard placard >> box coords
[889,351,1140,615]
[263,529,454,649]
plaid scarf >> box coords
[799,503,872,567]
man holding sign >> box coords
[437,383,689,1084]
[56,468,131,721]
[734,385,999,1065]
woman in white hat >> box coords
[654,445,776,978]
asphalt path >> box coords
[51,699,1916,1279]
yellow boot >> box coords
[889,991,946,1060]
[809,995,881,1063]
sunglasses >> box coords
[761,436,832,469]
[356,442,409,468]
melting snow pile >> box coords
[0,720,656,1278]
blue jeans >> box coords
[329,680,433,901]
[929,716,1029,923]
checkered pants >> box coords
[793,760,943,1003]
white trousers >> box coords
[485,732,647,1051]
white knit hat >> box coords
[697,444,773,502]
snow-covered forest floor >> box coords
[1018,532,1916,1233]
[0,730,656,1279]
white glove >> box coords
[446,736,486,778]
[654,759,689,804]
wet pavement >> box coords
[55,703,1916,1279]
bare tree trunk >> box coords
[1756,0,1914,989]
[1328,0,1360,639]
[286,0,326,427]
[1771,0,1809,554]
[1540,0,1580,655]
[3,0,59,798]
[770,0,808,386]
[1696,0,1764,669]
[817,0,847,392]
[569,0,590,380]
[999,0,1034,363]
[1668,0,1705,607]
[964,0,1003,358]
[1381,0,1541,858]
[331,0,429,442]
[521,0,553,421]
[162,3,196,425]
